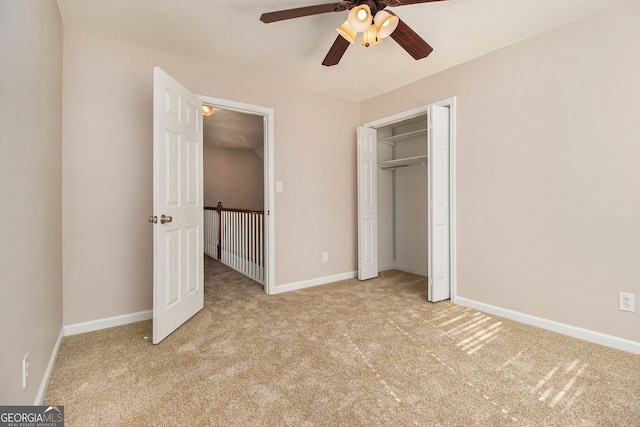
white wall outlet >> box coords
[619,292,635,312]
[276,181,283,193]
[322,252,328,262]
[22,353,29,389]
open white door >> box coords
[428,105,451,301]
[152,67,204,344]
[357,127,378,280]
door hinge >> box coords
[429,201,433,210]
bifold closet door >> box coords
[357,126,379,280]
[428,105,451,302]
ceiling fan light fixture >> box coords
[336,20,357,43]
[259,0,439,66]
[202,105,215,116]
[362,25,382,47]
[374,11,399,39]
[348,4,372,33]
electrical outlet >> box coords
[619,292,635,313]
[322,252,328,262]
[22,353,29,389]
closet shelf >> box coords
[378,128,427,145]
[378,155,427,169]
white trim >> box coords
[64,310,153,336]
[34,328,64,405]
[198,95,276,295]
[456,297,640,355]
[441,97,457,304]
[271,271,357,294]
[363,106,431,129]
[362,97,457,303]
[392,265,428,277]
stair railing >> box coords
[204,202,264,284]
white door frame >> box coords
[362,97,457,303]
[198,95,275,295]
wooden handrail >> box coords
[204,202,264,261]
[204,202,264,215]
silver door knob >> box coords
[148,216,157,224]
[160,215,172,224]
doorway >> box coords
[377,115,429,276]
[358,97,457,303]
[198,95,275,295]
[202,106,265,284]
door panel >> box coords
[428,105,451,302]
[186,138,199,206]
[153,67,204,344]
[357,127,378,280]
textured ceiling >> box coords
[57,0,623,102]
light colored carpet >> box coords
[45,256,640,426]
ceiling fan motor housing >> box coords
[355,0,389,17]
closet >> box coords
[357,103,452,302]
[377,116,429,276]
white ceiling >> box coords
[57,0,622,102]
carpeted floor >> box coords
[44,256,640,426]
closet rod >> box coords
[380,162,426,170]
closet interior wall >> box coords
[377,115,429,276]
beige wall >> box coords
[203,147,263,211]
[361,0,640,342]
[0,1,63,404]
[62,30,359,325]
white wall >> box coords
[0,0,63,404]
[377,128,394,271]
[361,0,640,343]
[61,30,360,325]
[395,136,428,274]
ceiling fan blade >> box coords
[322,35,351,66]
[384,0,447,6]
[260,2,350,23]
[389,16,433,60]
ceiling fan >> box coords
[260,0,447,66]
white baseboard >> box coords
[392,265,428,277]
[36,311,153,403]
[64,310,153,337]
[456,297,640,355]
[271,271,357,294]
[378,265,428,277]
[34,328,64,405]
